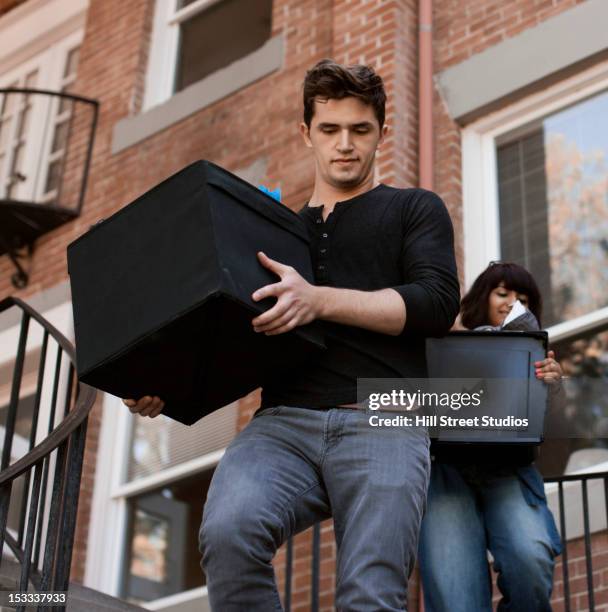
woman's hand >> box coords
[534,350,563,384]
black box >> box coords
[425,330,548,444]
[67,161,324,425]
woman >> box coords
[419,262,563,612]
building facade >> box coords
[0,0,607,609]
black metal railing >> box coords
[0,89,98,288]
[280,472,608,612]
[0,296,96,609]
[544,470,608,612]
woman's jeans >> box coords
[419,461,562,612]
[199,405,430,611]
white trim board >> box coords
[0,0,88,77]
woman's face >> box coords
[487,282,529,327]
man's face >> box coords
[300,96,387,190]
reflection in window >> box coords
[537,327,608,476]
[496,89,608,327]
[130,509,168,583]
[127,402,236,481]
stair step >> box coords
[0,559,145,611]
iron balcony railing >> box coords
[544,469,608,612]
[280,471,608,612]
[0,89,98,288]
[0,296,96,610]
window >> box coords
[495,89,608,328]
[174,0,272,92]
[42,45,80,201]
[121,469,214,604]
[537,325,608,476]
[87,396,238,608]
[145,0,273,108]
[461,61,608,477]
[494,89,608,476]
[0,32,82,204]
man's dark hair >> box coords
[302,59,386,129]
[460,262,543,329]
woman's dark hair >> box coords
[461,262,543,329]
[302,59,386,129]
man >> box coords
[124,59,460,611]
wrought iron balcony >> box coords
[0,89,98,288]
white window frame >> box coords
[143,0,270,111]
[461,57,608,341]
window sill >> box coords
[111,34,283,154]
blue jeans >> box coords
[418,461,562,612]
[199,405,430,611]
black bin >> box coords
[67,160,324,425]
[426,330,548,444]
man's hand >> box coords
[122,396,165,418]
[251,252,321,336]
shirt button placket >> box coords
[317,228,329,284]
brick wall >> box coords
[434,0,586,70]
[432,0,591,287]
[0,0,25,17]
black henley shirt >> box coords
[260,184,460,409]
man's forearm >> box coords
[314,286,406,335]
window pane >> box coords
[63,47,80,79]
[496,90,608,326]
[58,93,73,115]
[2,83,18,115]
[0,119,9,150]
[537,327,608,477]
[130,509,169,582]
[8,143,26,196]
[127,401,237,481]
[44,158,62,194]
[174,0,272,91]
[123,470,211,603]
[16,105,31,139]
[51,120,69,153]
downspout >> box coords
[418,4,432,609]
[418,0,433,190]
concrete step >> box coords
[0,558,145,611]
